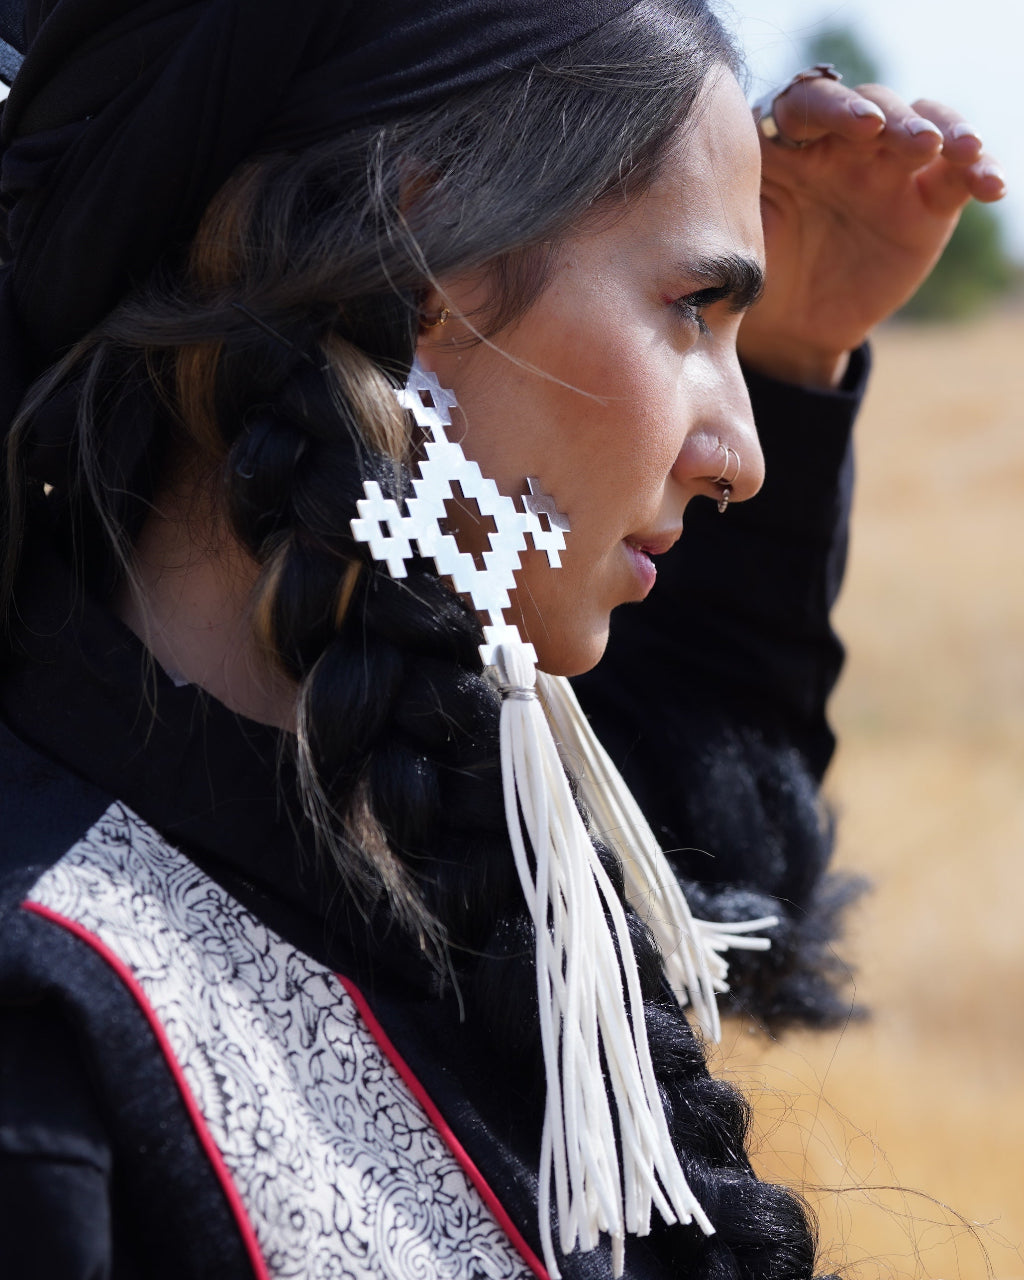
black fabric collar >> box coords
[0,527,443,993]
[2,536,299,864]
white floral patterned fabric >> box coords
[27,801,535,1280]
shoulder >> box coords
[0,721,142,1027]
[0,720,113,915]
[0,719,119,1008]
[0,732,255,1274]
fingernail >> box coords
[851,98,885,121]
[951,122,983,145]
[980,162,1006,187]
[907,117,943,138]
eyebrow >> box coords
[686,253,766,312]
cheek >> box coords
[535,370,690,557]
[586,355,694,489]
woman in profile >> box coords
[0,2,1000,1277]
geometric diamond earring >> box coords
[351,360,569,664]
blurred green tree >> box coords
[800,21,1018,320]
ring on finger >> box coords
[753,63,843,150]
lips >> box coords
[623,530,680,558]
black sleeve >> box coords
[572,349,871,1030]
[0,1002,113,1279]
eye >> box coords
[671,286,730,337]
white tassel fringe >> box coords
[490,643,713,1278]
[536,671,778,1045]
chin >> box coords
[532,617,610,679]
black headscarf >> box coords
[0,0,640,422]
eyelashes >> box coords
[671,285,731,337]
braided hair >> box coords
[3,4,837,1274]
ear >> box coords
[414,286,453,371]
[413,270,488,375]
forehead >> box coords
[611,69,764,265]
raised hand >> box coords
[739,70,1006,387]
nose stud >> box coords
[714,444,740,514]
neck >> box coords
[114,471,297,731]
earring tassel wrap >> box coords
[491,643,712,1278]
[536,672,778,1044]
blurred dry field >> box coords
[714,312,1024,1278]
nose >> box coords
[671,351,765,505]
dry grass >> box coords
[712,312,1024,1278]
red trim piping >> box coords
[20,897,548,1280]
[336,973,550,1280]
[21,900,271,1280]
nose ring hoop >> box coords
[714,444,741,514]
